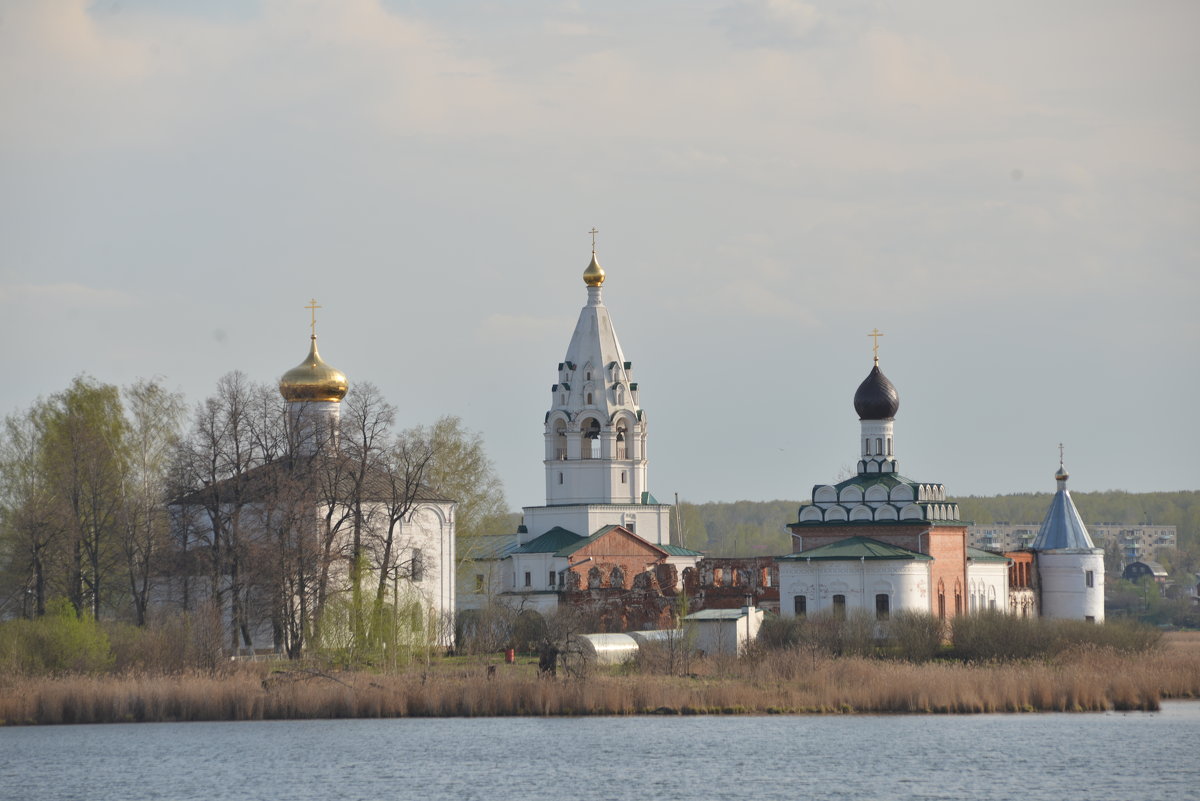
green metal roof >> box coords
[777,536,932,562]
[513,526,583,554]
[966,546,1010,563]
[641,490,660,505]
[660,544,704,557]
[685,608,753,621]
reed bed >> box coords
[2,637,1197,725]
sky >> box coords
[1,0,1197,511]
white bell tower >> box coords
[543,243,648,505]
[518,237,672,547]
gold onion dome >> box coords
[279,336,348,403]
[583,252,606,287]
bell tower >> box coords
[543,243,648,506]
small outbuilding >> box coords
[683,605,764,657]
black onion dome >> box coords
[853,364,900,420]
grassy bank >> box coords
[2,633,1197,724]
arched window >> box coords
[887,437,893,456]
[586,392,593,405]
[864,439,870,456]
[582,418,601,459]
[615,427,627,459]
[875,437,883,455]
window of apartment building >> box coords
[832,594,846,620]
[875,594,890,620]
[794,595,807,617]
[524,571,531,587]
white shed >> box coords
[683,606,764,657]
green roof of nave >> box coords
[777,536,932,562]
[513,526,583,554]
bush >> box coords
[885,611,945,662]
[951,612,1162,661]
[0,598,113,675]
[802,610,877,657]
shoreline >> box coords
[3,639,1197,725]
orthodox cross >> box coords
[589,227,599,253]
[868,328,884,364]
[1059,442,1065,465]
[305,298,322,337]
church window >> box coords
[586,370,592,381]
[832,595,846,620]
[558,472,563,485]
[887,437,893,456]
[875,438,883,455]
[474,575,484,593]
[875,594,890,620]
[616,430,627,459]
[587,392,593,405]
[524,571,531,587]
[620,471,627,484]
[614,384,625,404]
[549,571,556,587]
[864,439,870,456]
[411,549,424,582]
[793,595,807,617]
[1085,570,1094,588]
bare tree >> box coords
[120,379,185,625]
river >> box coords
[3,702,1198,800]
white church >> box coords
[777,346,1104,625]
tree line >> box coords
[0,374,507,659]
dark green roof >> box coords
[514,526,583,554]
[660,544,704,557]
[777,536,932,562]
[641,491,660,505]
[966,546,1010,563]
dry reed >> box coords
[2,634,1197,725]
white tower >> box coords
[519,242,671,546]
[1032,452,1105,622]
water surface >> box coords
[3,702,1198,801]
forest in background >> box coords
[672,491,1200,581]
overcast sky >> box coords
[2,0,1197,512]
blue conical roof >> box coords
[1031,463,1096,551]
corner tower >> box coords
[1031,451,1105,622]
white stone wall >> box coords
[1038,551,1105,622]
[520,503,672,546]
[778,560,930,618]
[965,561,1008,614]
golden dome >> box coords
[583,252,606,287]
[279,336,348,403]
